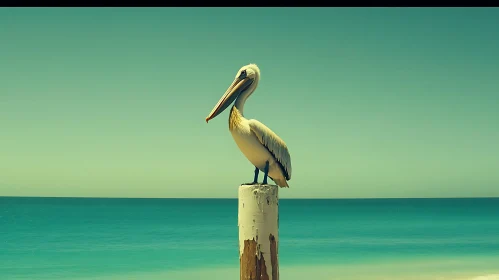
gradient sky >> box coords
[1,8,498,198]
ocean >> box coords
[1,197,498,280]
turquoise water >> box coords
[1,197,498,280]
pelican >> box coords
[205,64,292,188]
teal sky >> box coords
[1,8,498,199]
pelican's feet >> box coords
[242,181,259,186]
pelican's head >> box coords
[205,64,260,123]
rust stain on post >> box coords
[269,234,279,280]
[240,239,271,280]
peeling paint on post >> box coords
[238,184,279,280]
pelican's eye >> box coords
[240,70,247,78]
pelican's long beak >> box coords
[205,77,253,123]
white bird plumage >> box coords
[248,119,292,180]
[205,64,292,188]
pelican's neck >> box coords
[234,93,248,115]
[229,106,244,131]
[234,78,258,116]
[230,87,254,131]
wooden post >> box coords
[238,184,279,280]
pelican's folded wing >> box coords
[248,119,292,180]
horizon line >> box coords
[1,195,498,200]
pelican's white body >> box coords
[230,115,287,187]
